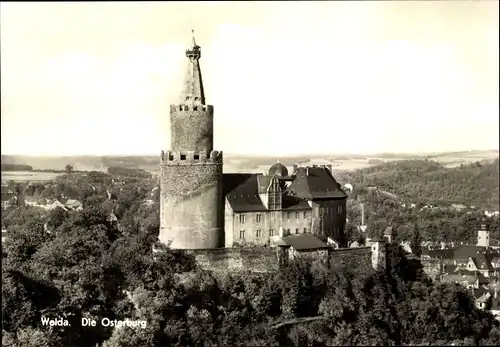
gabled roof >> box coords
[287,167,347,200]
[443,274,477,285]
[281,234,329,251]
[472,287,491,302]
[65,199,82,206]
[443,264,458,274]
[224,174,267,212]
[470,255,494,271]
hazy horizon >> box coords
[1,1,499,156]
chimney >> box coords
[292,164,298,173]
[361,203,365,225]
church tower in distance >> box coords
[159,33,224,249]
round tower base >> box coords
[159,226,223,250]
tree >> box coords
[411,228,422,258]
[65,164,74,174]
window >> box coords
[269,229,274,237]
[338,205,343,214]
[256,229,262,238]
[295,228,299,234]
[287,212,291,220]
[304,227,308,233]
[303,211,307,219]
[239,214,246,224]
[239,230,245,239]
[287,228,291,234]
[256,214,262,223]
[295,212,300,219]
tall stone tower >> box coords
[159,33,223,249]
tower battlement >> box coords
[170,104,213,112]
[161,150,223,164]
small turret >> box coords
[370,237,387,271]
[477,223,490,248]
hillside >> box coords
[341,159,499,209]
[2,150,498,174]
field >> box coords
[223,150,500,173]
[1,150,498,178]
[1,171,64,183]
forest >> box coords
[346,190,500,245]
[1,164,34,172]
[3,202,500,346]
[342,159,499,210]
[2,163,500,346]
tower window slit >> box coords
[180,154,187,160]
[194,154,199,160]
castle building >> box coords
[160,35,347,250]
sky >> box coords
[1,1,499,156]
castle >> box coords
[159,34,384,272]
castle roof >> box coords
[280,234,329,251]
[180,30,205,106]
[224,174,266,212]
[287,167,347,200]
[223,167,346,212]
[223,174,311,213]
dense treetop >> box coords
[2,162,500,346]
[341,159,499,209]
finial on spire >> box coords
[191,29,197,48]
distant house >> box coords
[271,233,331,261]
[343,183,353,193]
[108,211,118,223]
[64,199,83,211]
[46,199,68,211]
[451,203,467,211]
[400,241,412,254]
[357,225,367,233]
[472,287,492,310]
[349,240,361,248]
[485,211,500,218]
[427,246,500,277]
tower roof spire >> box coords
[191,29,197,48]
[181,30,205,105]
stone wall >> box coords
[329,247,373,272]
[159,153,223,249]
[187,246,373,274]
[186,247,280,274]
